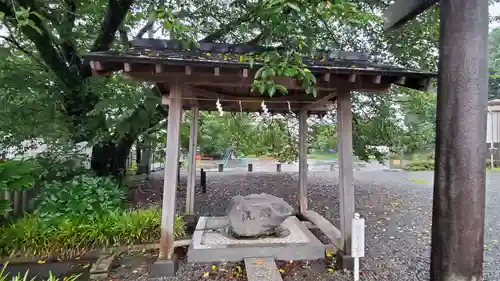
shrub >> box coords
[0,207,185,258]
[34,148,92,184]
[33,175,125,222]
[404,161,435,171]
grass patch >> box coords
[0,263,81,281]
[0,207,185,259]
[487,167,500,172]
[308,152,338,160]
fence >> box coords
[0,188,38,221]
[126,146,166,173]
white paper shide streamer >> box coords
[216,98,223,116]
[261,100,268,115]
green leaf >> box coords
[268,84,277,97]
[262,68,276,78]
[0,11,5,20]
[27,20,42,34]
[255,67,265,79]
[285,2,301,12]
[258,83,266,94]
[276,85,288,95]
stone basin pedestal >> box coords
[187,216,325,263]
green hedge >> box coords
[404,161,435,171]
[404,160,500,171]
[0,207,185,259]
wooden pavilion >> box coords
[84,38,436,274]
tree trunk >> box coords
[91,138,135,179]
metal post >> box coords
[248,163,253,172]
[218,163,224,172]
[201,169,207,193]
[276,163,281,172]
[159,85,183,260]
[431,0,488,280]
[186,106,199,215]
[298,108,308,214]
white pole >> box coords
[354,256,359,281]
[351,213,365,281]
[489,110,494,169]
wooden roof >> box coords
[84,39,436,114]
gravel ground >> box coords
[126,170,500,281]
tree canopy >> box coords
[0,0,469,175]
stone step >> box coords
[89,253,116,279]
[244,257,283,281]
[303,210,341,249]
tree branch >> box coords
[135,0,165,38]
[0,0,80,88]
[200,12,254,43]
[245,31,267,45]
[119,26,131,48]
[0,35,49,72]
[90,0,134,52]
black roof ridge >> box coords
[130,38,371,62]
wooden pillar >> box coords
[431,0,488,280]
[186,106,199,215]
[337,90,354,255]
[298,108,308,214]
[159,85,183,260]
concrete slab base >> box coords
[149,259,178,277]
[244,257,283,281]
[188,216,325,263]
[335,250,363,271]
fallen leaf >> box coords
[211,265,217,271]
[37,260,46,264]
[202,272,209,278]
[256,260,263,265]
[279,269,285,273]
[327,268,335,272]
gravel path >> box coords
[131,170,500,281]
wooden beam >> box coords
[337,90,354,260]
[323,73,330,82]
[383,0,438,30]
[90,61,104,71]
[159,83,183,261]
[124,63,132,72]
[186,105,199,215]
[303,92,337,110]
[124,71,391,92]
[155,64,163,74]
[298,108,308,214]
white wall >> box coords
[2,140,93,168]
[488,106,500,144]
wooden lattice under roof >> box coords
[85,39,437,114]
